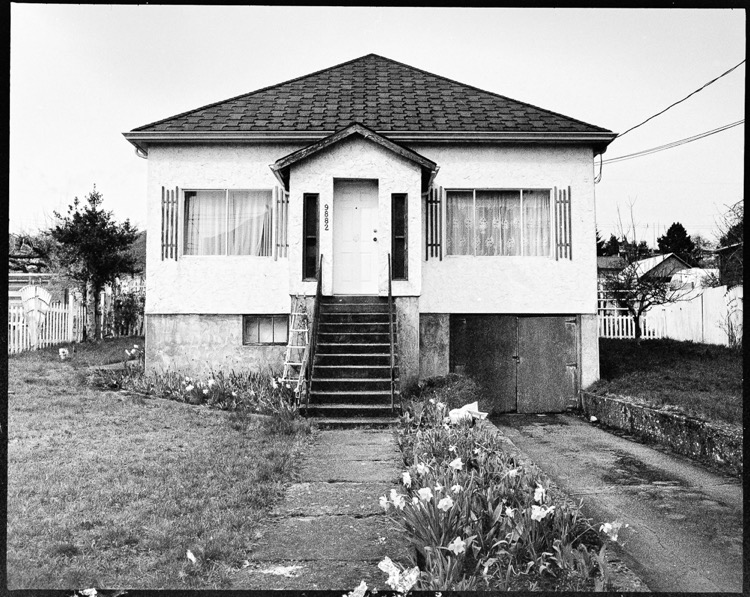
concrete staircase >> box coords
[306,295,400,427]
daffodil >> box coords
[505,506,515,518]
[449,457,463,470]
[416,462,429,475]
[534,484,546,504]
[600,521,627,542]
[506,468,519,479]
[434,482,443,492]
[531,504,555,521]
[379,496,389,510]
[344,580,368,597]
[447,536,466,555]
[185,384,194,392]
[207,379,216,388]
[437,496,454,512]
[411,496,419,505]
[417,487,433,502]
[402,471,412,487]
[436,401,446,410]
[451,484,462,493]
[448,444,457,452]
[203,388,209,395]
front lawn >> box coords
[7,337,311,589]
[592,339,743,426]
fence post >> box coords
[67,298,76,342]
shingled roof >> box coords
[125,54,615,151]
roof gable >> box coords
[129,54,614,145]
[270,123,438,191]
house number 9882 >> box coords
[324,204,329,231]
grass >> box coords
[7,336,312,589]
[592,338,743,426]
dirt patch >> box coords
[601,450,685,486]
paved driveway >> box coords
[492,413,743,593]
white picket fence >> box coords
[7,301,86,354]
[598,285,743,346]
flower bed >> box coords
[376,376,617,592]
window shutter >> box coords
[274,187,289,260]
[426,186,444,260]
[161,186,179,260]
[554,186,572,260]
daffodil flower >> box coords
[185,384,194,392]
[411,496,419,505]
[451,484,462,493]
[379,496,389,511]
[531,504,555,521]
[402,472,412,487]
[436,402,446,410]
[447,536,466,555]
[133,344,139,349]
[449,457,463,470]
[506,468,519,479]
[505,506,516,518]
[437,496,454,512]
[434,482,443,492]
[207,379,216,388]
[429,398,435,404]
[416,462,429,475]
[203,388,209,395]
[344,580,368,597]
[600,521,627,542]
[448,444,457,452]
[417,487,433,502]
[534,484,546,504]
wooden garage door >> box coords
[450,315,577,414]
[517,316,577,413]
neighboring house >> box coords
[713,242,743,288]
[626,253,690,283]
[123,54,616,414]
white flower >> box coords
[505,507,516,518]
[186,549,197,564]
[378,557,419,593]
[80,590,98,597]
[448,444,457,452]
[416,462,429,475]
[343,580,368,597]
[437,496,454,512]
[271,378,279,389]
[451,484,463,493]
[449,457,463,471]
[231,391,237,397]
[534,484,546,504]
[185,384,194,392]
[133,344,139,349]
[379,496,389,510]
[434,482,444,492]
[125,349,131,357]
[590,415,598,423]
[531,505,555,522]
[389,489,405,510]
[600,521,627,542]
[184,377,192,383]
[447,536,466,555]
[417,487,433,502]
[507,468,519,479]
[412,496,419,505]
[429,398,435,404]
[436,402,446,410]
[202,388,209,395]
[207,378,216,388]
[402,471,412,487]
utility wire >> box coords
[615,59,745,140]
[602,119,744,165]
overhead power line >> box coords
[602,119,744,165]
[615,59,745,140]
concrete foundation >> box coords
[419,313,450,380]
[146,314,285,377]
[395,297,419,392]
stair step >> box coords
[321,295,388,303]
[313,365,398,379]
[316,354,393,367]
[320,304,390,313]
[306,403,395,416]
[312,379,393,392]
[316,343,393,354]
[310,417,399,429]
[318,333,394,343]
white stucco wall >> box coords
[145,143,306,315]
[409,143,599,315]
[288,136,423,298]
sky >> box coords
[9,6,745,246]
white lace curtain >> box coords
[446,190,550,256]
[184,190,272,256]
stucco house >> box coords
[124,54,616,418]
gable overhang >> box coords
[268,123,440,193]
[123,129,617,160]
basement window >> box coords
[242,315,288,345]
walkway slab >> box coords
[232,428,410,590]
[492,413,743,593]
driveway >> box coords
[491,413,743,593]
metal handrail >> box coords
[387,254,396,412]
[302,254,324,413]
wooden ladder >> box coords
[280,296,310,393]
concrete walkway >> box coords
[232,428,410,590]
[492,413,743,593]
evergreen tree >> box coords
[596,229,607,256]
[657,223,696,265]
[49,186,139,340]
[605,234,620,256]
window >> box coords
[184,190,272,256]
[446,189,551,256]
[243,315,288,345]
[391,194,408,279]
[303,194,319,279]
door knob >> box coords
[373,237,378,242]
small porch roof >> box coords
[269,122,439,192]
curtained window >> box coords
[446,189,550,257]
[184,189,272,256]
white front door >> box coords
[333,179,379,295]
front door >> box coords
[333,179,379,294]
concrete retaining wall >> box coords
[580,391,742,475]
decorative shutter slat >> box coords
[426,186,443,260]
[282,190,289,258]
[161,186,179,261]
[554,186,572,260]
[273,187,279,260]
[273,186,289,260]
